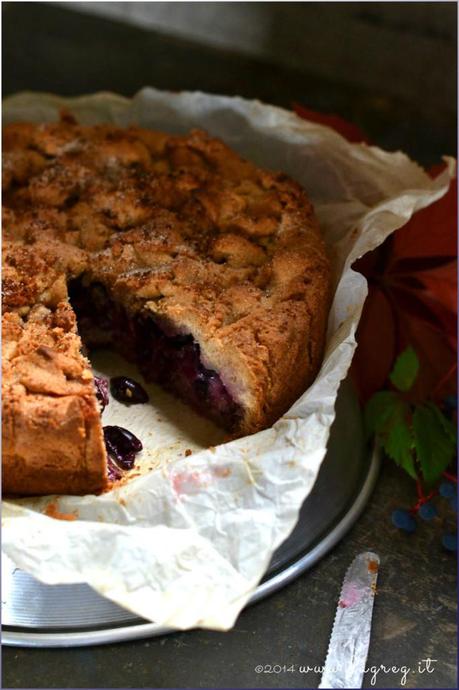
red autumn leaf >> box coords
[295,104,457,404]
[293,103,371,144]
[391,173,457,260]
[350,285,396,400]
[353,178,457,403]
[417,261,457,327]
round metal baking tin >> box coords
[2,380,380,647]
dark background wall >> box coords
[2,2,457,164]
[58,1,457,116]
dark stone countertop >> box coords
[2,3,457,688]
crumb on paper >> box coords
[213,466,231,478]
[44,501,78,521]
[185,449,193,457]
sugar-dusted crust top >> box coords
[2,114,331,494]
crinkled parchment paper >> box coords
[2,88,455,630]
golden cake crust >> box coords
[2,115,331,496]
[2,299,107,496]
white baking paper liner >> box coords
[2,88,455,630]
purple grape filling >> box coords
[110,376,149,404]
[69,278,242,431]
[94,376,109,411]
[103,425,143,472]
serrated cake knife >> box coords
[319,551,380,689]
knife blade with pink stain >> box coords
[319,551,380,689]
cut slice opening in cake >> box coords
[68,277,243,432]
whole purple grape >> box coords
[442,533,457,552]
[418,502,438,521]
[439,481,457,499]
[392,509,416,533]
[110,376,149,404]
[103,425,143,475]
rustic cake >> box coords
[2,114,331,496]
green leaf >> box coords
[435,405,457,443]
[365,391,400,437]
[413,403,457,486]
[365,391,417,479]
[385,420,417,479]
[390,347,420,392]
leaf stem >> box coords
[442,471,458,483]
